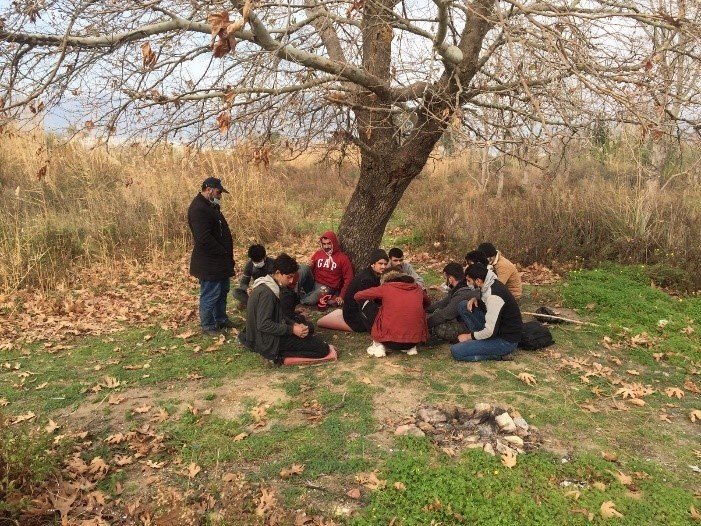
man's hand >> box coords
[335,296,343,306]
[466,298,478,312]
[246,287,253,296]
[457,333,472,342]
[292,323,309,338]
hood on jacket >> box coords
[480,269,496,295]
[384,280,420,291]
[320,231,341,255]
[252,274,280,298]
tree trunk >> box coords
[338,163,413,267]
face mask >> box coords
[253,260,266,268]
[211,197,221,206]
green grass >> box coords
[2,265,700,524]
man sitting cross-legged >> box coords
[298,231,354,306]
[476,242,522,300]
[317,249,388,332]
[388,247,425,289]
[451,263,523,362]
[240,254,333,364]
[233,244,275,309]
[426,262,480,343]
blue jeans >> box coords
[199,278,230,330]
[451,338,518,362]
[457,301,486,333]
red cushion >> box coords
[282,345,338,366]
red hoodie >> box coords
[354,280,430,344]
[310,231,354,297]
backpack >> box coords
[519,321,555,350]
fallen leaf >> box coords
[608,470,633,486]
[628,398,646,407]
[356,471,387,490]
[0,398,8,406]
[394,481,406,491]
[681,326,695,335]
[280,463,305,479]
[256,486,277,517]
[105,433,126,444]
[685,380,701,394]
[10,411,36,425]
[177,329,196,339]
[45,419,60,434]
[114,455,134,466]
[517,372,537,386]
[346,488,361,499]
[145,459,167,469]
[691,505,701,521]
[108,394,126,405]
[222,472,240,483]
[360,377,372,385]
[233,432,248,441]
[593,481,607,491]
[665,387,684,399]
[34,382,48,390]
[133,404,152,414]
[690,409,701,423]
[659,413,672,423]
[152,408,169,423]
[501,449,517,468]
[103,376,121,389]
[601,451,619,462]
[564,489,581,500]
[626,370,640,376]
[600,500,624,518]
[580,404,600,413]
[187,462,201,479]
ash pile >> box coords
[395,402,540,456]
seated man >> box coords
[476,242,522,300]
[240,254,331,363]
[341,249,388,331]
[355,270,430,357]
[427,262,480,343]
[388,247,425,289]
[463,249,489,270]
[451,263,523,362]
[233,244,275,309]
[298,231,354,306]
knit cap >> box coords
[369,249,389,265]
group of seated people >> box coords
[237,231,523,365]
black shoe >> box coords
[202,329,222,337]
[216,319,236,330]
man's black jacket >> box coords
[187,193,234,281]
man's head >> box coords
[476,242,497,263]
[201,177,229,203]
[443,262,464,289]
[272,253,299,288]
[320,237,334,254]
[248,244,267,264]
[369,249,389,276]
[464,249,489,268]
[381,269,414,284]
[465,263,489,289]
[388,247,404,267]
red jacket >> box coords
[310,231,354,298]
[355,281,430,344]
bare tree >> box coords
[1,0,700,264]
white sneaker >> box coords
[366,341,386,357]
[405,346,418,356]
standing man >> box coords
[188,177,235,337]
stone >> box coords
[418,407,448,424]
[395,424,425,437]
[495,412,517,432]
[417,421,436,434]
[483,443,495,456]
[513,417,530,432]
[504,435,524,448]
[474,402,492,415]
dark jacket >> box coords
[188,193,234,281]
[243,275,292,361]
[472,280,523,344]
[427,280,480,329]
[355,279,430,344]
[342,267,381,332]
[238,257,275,290]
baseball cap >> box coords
[201,177,229,193]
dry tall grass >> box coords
[1,129,700,292]
[0,131,302,292]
